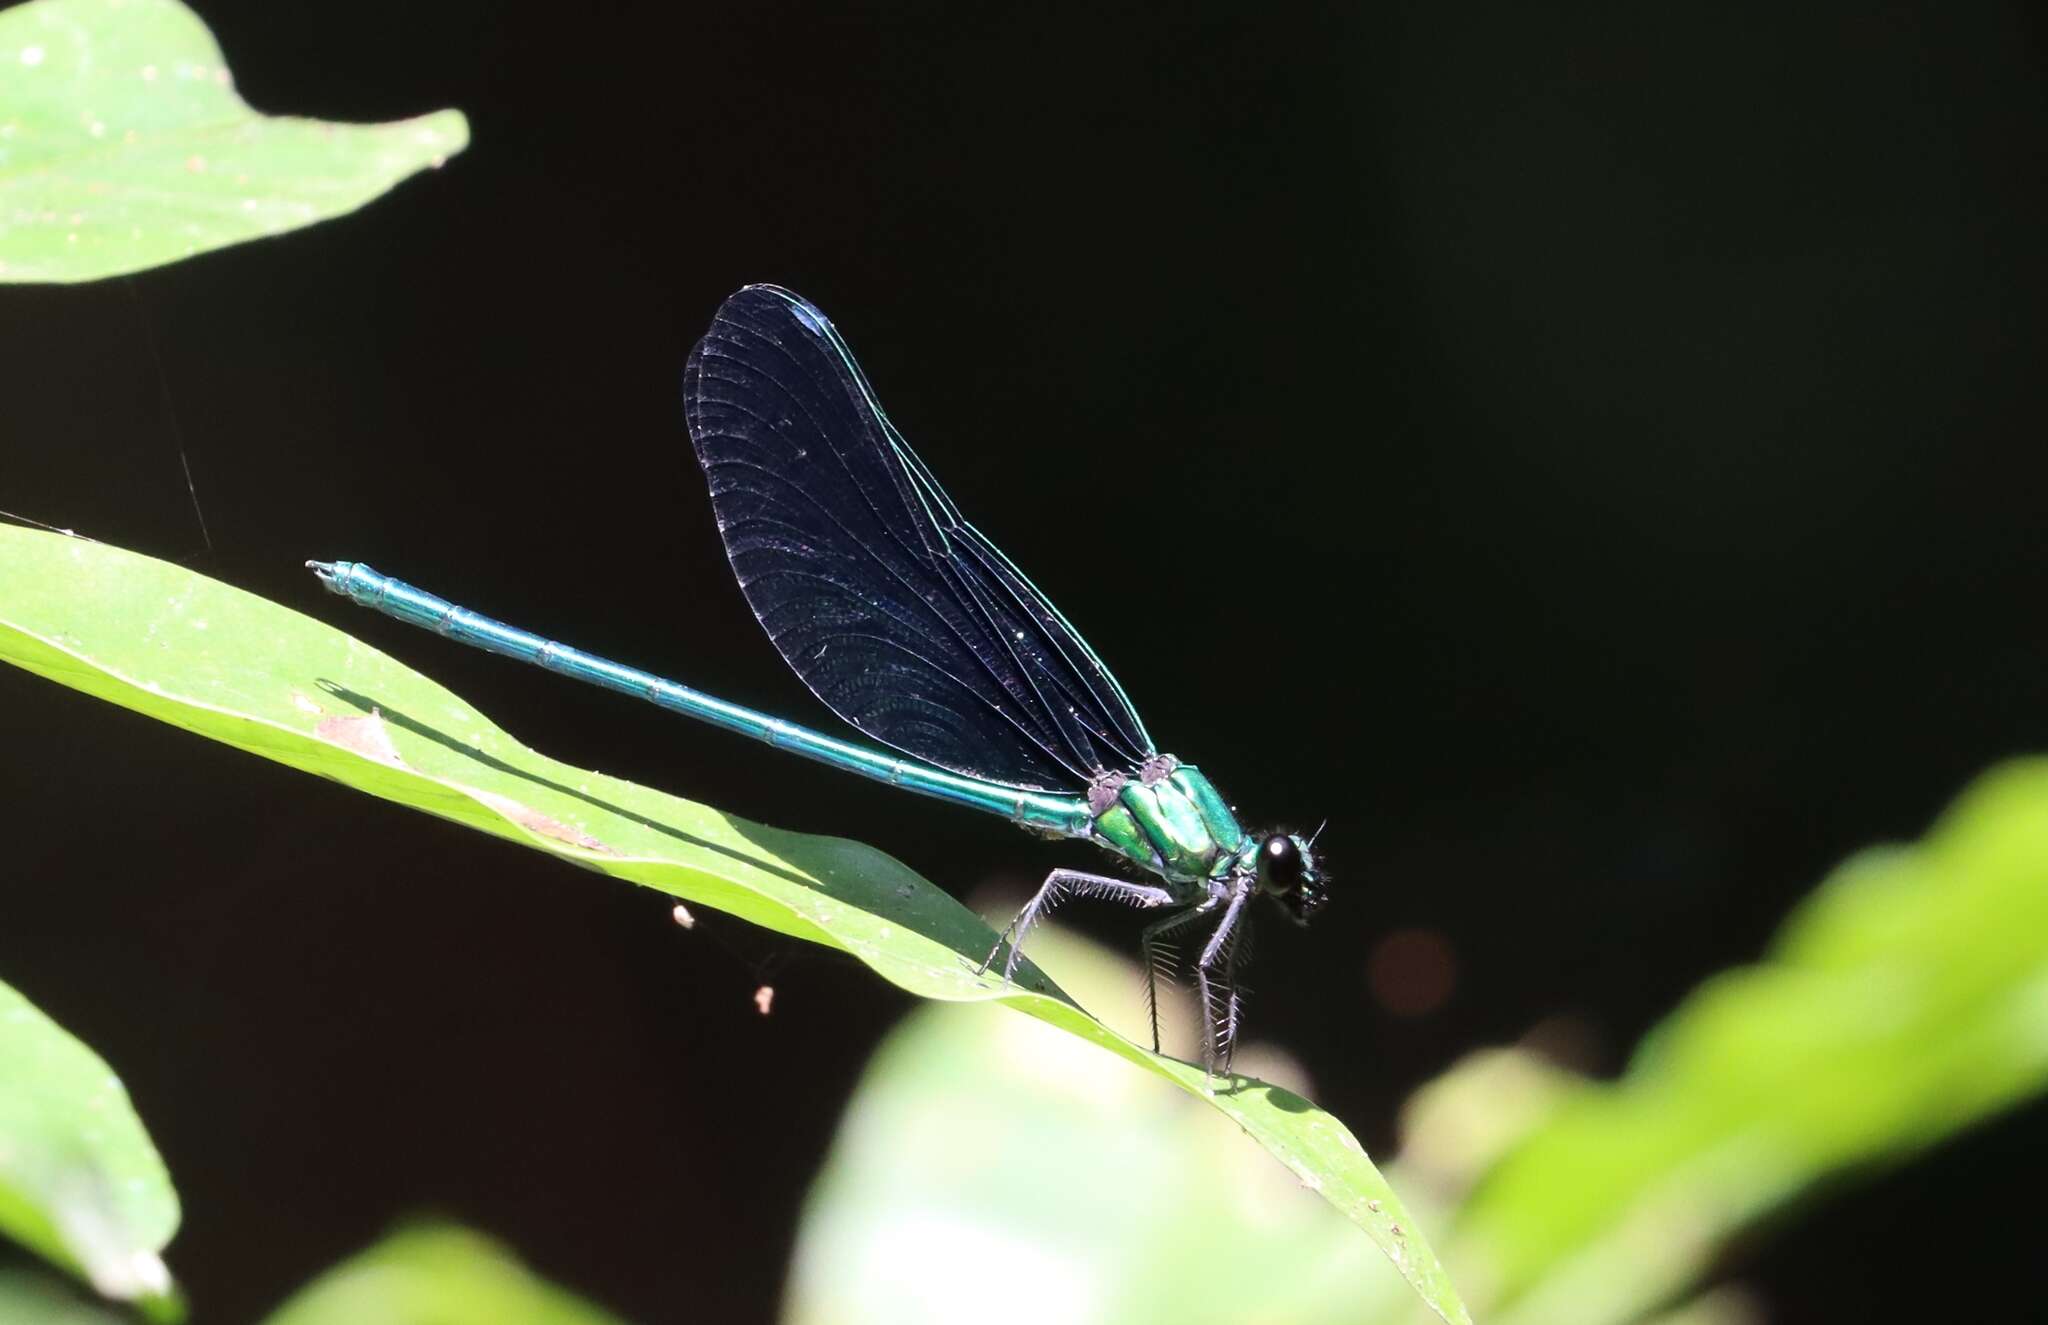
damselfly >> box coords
[311,285,1327,1073]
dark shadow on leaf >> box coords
[1254,1082,1316,1112]
[315,681,1076,1005]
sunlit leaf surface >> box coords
[0,0,466,282]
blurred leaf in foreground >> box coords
[0,978,179,1316]
[783,923,1414,1325]
[1439,759,2048,1324]
[0,526,1469,1325]
[0,0,466,283]
[259,1223,626,1325]
[788,758,2048,1325]
[0,1266,140,1325]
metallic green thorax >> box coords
[1090,761,1251,884]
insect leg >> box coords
[1193,880,1252,1076]
[980,869,1175,985]
[1139,900,1221,1054]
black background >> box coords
[7,2,2048,1320]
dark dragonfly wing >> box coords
[683,284,1156,792]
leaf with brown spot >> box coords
[314,712,405,766]
[471,790,613,853]
[0,527,1470,1325]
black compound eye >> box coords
[1258,833,1303,894]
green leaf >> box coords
[259,1223,627,1325]
[0,976,179,1315]
[1445,759,2048,1325]
[785,925,1420,1325]
[0,1267,142,1325]
[0,0,467,283]
[0,525,1470,1325]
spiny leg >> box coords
[1139,901,1220,1054]
[1193,881,1252,1077]
[1211,901,1256,1075]
[1194,941,1244,1075]
[1215,921,1246,1076]
[980,869,1175,985]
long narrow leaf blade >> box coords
[0,526,1470,1325]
